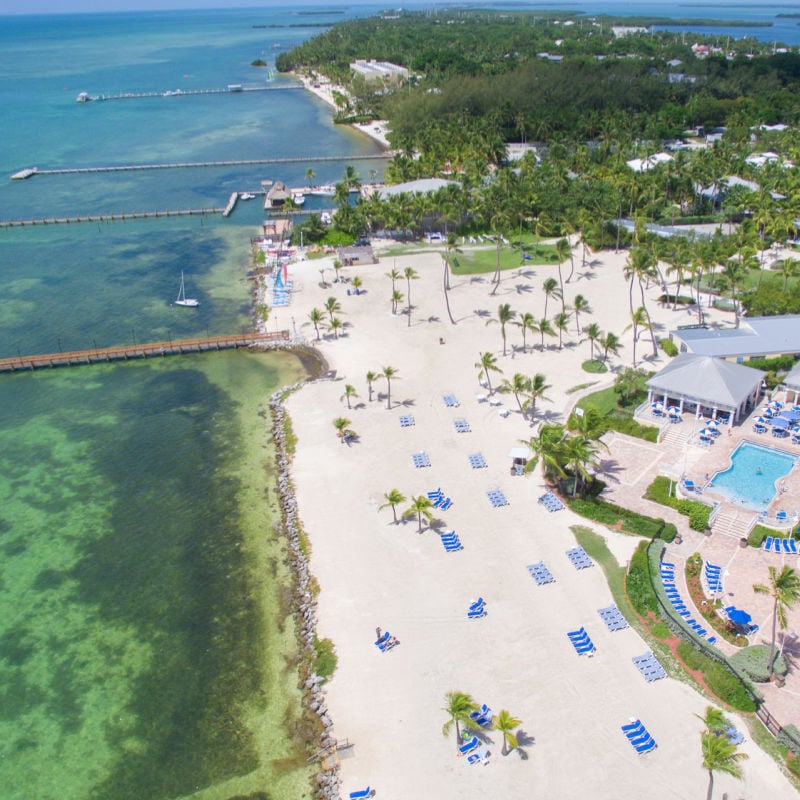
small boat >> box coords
[174,271,199,307]
[306,184,336,196]
[239,192,255,200]
[292,192,306,206]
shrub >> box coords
[646,477,710,531]
[627,541,659,616]
[659,338,679,357]
[565,495,665,538]
[729,645,788,682]
[748,524,772,548]
[688,504,711,532]
[660,523,678,543]
[313,636,337,681]
[582,359,608,374]
[788,754,800,778]
[604,413,658,442]
[779,724,800,756]
[676,642,756,712]
[650,621,672,639]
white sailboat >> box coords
[174,271,199,307]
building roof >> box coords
[647,354,765,411]
[672,316,800,359]
[783,360,800,390]
[376,178,458,200]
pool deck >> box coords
[597,394,800,735]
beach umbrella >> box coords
[507,445,532,461]
[727,608,752,626]
[781,409,800,421]
[770,417,790,428]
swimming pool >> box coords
[708,442,799,510]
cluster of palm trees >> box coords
[385,265,419,325]
[442,691,523,757]
[521,408,607,497]
[697,705,748,800]
[364,365,399,409]
[380,488,435,532]
[307,297,344,340]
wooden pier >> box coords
[0,332,290,374]
[10,153,388,180]
[79,85,302,102]
[0,207,224,229]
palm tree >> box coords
[386,267,401,294]
[404,266,419,327]
[324,296,342,323]
[499,373,530,414]
[583,322,602,361]
[341,383,358,409]
[442,691,478,751]
[366,370,378,402]
[695,705,728,736]
[555,238,571,312]
[487,303,516,356]
[568,406,607,443]
[521,423,567,482]
[753,565,800,678]
[332,417,351,443]
[626,306,649,368]
[542,277,561,319]
[475,351,502,394]
[308,307,324,341]
[553,310,570,350]
[328,317,343,339]
[442,235,459,325]
[600,331,622,363]
[380,489,406,523]
[305,167,316,188]
[391,288,404,315]
[404,494,434,532]
[701,730,748,800]
[523,373,551,423]
[563,434,599,497]
[515,311,537,353]
[493,710,522,756]
[381,365,398,409]
[537,316,555,350]
[571,293,591,335]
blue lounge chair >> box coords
[634,737,657,754]
[763,536,774,551]
[621,719,642,734]
[374,631,390,647]
[468,607,486,619]
[777,510,788,523]
[790,539,799,554]
[469,453,487,469]
[458,736,479,756]
[440,497,453,511]
[782,537,792,553]
[349,788,371,800]
[469,597,485,611]
[427,488,443,500]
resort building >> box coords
[645,353,765,425]
[375,177,458,201]
[350,59,409,85]
[670,316,800,361]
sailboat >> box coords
[174,271,199,307]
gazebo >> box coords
[782,361,800,405]
[646,354,765,426]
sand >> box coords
[274,240,798,799]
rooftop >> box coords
[672,316,800,359]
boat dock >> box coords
[223,192,238,217]
[0,332,290,374]
[9,153,388,180]
[77,85,302,102]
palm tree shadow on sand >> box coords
[513,729,536,760]
[596,457,624,484]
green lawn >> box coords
[449,241,560,275]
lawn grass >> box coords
[577,384,619,415]
[449,241,559,275]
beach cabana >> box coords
[645,354,765,426]
[508,445,531,475]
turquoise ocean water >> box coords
[0,3,797,799]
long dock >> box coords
[0,332,289,374]
[0,207,224,228]
[78,85,301,102]
[11,153,389,180]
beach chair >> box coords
[469,598,485,612]
[772,538,783,553]
[349,788,372,800]
[778,510,789,522]
[763,536,774,551]
[498,408,510,418]
[399,414,415,427]
[374,632,390,647]
[469,453,487,469]
[440,497,453,511]
[782,537,792,553]
[789,539,799,554]
[458,736,479,756]
[412,452,431,468]
[467,607,486,619]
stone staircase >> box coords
[660,423,692,447]
[710,507,757,540]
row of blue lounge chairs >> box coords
[661,562,717,644]
[567,626,597,656]
[763,536,799,554]
[621,719,657,754]
[398,414,415,427]
[633,651,666,682]
[374,631,400,653]
[458,734,491,765]
[486,488,508,507]
[703,561,724,595]
[412,451,431,468]
[441,530,463,552]
[469,703,493,727]
[538,491,565,512]
[566,546,593,570]
[528,561,555,585]
[427,488,453,510]
[442,393,460,407]
[598,604,628,632]
[468,452,487,469]
[468,597,486,619]
[454,418,471,433]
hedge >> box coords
[313,636,338,681]
[565,494,667,538]
[729,645,788,682]
[627,541,659,616]
[676,641,757,712]
[748,524,772,548]
[645,476,711,531]
[659,339,679,357]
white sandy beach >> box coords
[272,241,798,799]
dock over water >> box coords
[0,332,290,374]
[77,85,301,102]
